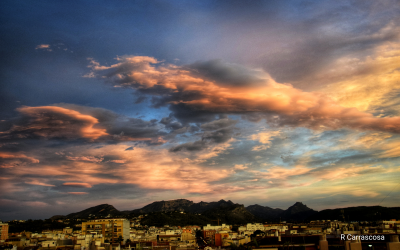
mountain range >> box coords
[50,199,400,225]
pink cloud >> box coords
[66,156,104,163]
[254,165,313,180]
[62,182,93,188]
[67,192,88,195]
[35,44,50,49]
[24,201,49,207]
[25,180,55,187]
[0,152,39,163]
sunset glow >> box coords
[1,0,400,220]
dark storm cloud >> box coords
[168,103,217,124]
[200,117,237,131]
[169,140,207,152]
[187,60,269,87]
[159,114,184,131]
[202,127,236,143]
[169,118,237,152]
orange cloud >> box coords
[35,44,50,49]
[250,164,390,191]
[67,192,88,195]
[2,143,233,194]
[379,141,400,158]
[2,106,108,140]
[114,146,231,193]
[310,165,387,181]
[320,43,400,113]
[233,164,248,170]
[89,56,400,134]
[250,130,280,151]
[0,152,39,163]
[65,144,232,194]
[0,152,39,168]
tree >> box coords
[253,239,259,248]
[116,236,123,244]
[229,242,238,250]
[283,241,292,250]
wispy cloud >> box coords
[63,182,93,188]
[68,192,88,195]
[35,44,50,49]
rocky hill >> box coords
[246,204,284,221]
[201,203,260,225]
[131,199,194,214]
[131,199,239,214]
[140,203,260,226]
[53,204,124,219]
[279,202,317,221]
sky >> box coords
[1,0,400,221]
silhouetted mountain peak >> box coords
[286,202,313,214]
[136,199,195,213]
[217,199,233,204]
[64,203,122,219]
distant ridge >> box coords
[309,206,400,221]
[245,202,316,222]
[49,200,400,224]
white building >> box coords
[246,223,264,231]
[203,224,231,231]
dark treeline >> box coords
[8,219,82,233]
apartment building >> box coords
[82,218,129,244]
[0,222,9,240]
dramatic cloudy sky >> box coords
[1,0,400,220]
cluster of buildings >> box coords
[0,218,399,250]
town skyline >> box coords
[1,1,400,221]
